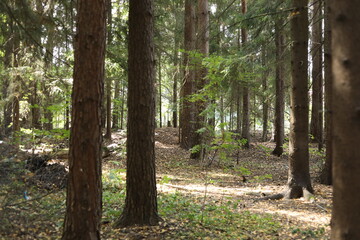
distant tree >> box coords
[241,0,250,149]
[319,0,332,185]
[309,0,323,149]
[114,0,161,227]
[61,0,106,238]
[330,1,360,239]
[272,19,285,157]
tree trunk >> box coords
[285,0,313,199]
[241,0,250,149]
[319,0,332,185]
[330,1,360,240]
[115,0,160,227]
[172,2,180,128]
[330,1,360,239]
[104,78,112,139]
[261,46,269,142]
[309,0,323,149]
[272,19,285,157]
[2,25,13,136]
[180,0,196,149]
[61,0,105,238]
[112,79,120,129]
[190,0,209,160]
[158,53,162,128]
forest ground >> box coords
[0,127,331,239]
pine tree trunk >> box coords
[331,1,360,238]
[240,0,250,148]
[190,0,209,160]
[61,0,105,238]
[272,20,285,157]
[310,0,323,149]
[320,0,332,185]
[284,0,313,199]
[180,0,196,149]
[115,0,161,227]
[261,46,269,142]
[112,79,120,129]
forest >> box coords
[0,0,359,239]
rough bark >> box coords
[330,1,360,239]
[319,0,332,185]
[309,0,323,149]
[180,0,196,149]
[115,0,161,227]
[61,0,106,238]
[286,0,313,199]
[272,20,285,157]
[240,0,250,149]
[190,0,209,160]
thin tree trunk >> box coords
[241,0,250,148]
[272,20,285,156]
[112,79,120,129]
[319,0,332,185]
[158,53,162,128]
[310,0,323,149]
[261,46,269,142]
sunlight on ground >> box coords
[155,141,176,149]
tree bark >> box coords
[319,0,332,185]
[261,46,269,142]
[190,0,209,160]
[241,0,250,149]
[180,0,196,149]
[61,0,106,238]
[285,0,313,199]
[272,19,285,157]
[330,1,360,239]
[115,0,161,227]
[309,0,323,149]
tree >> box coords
[61,0,106,238]
[114,0,161,227]
[180,0,196,150]
[190,0,209,160]
[309,0,323,149]
[241,0,250,149]
[319,0,332,185]
[272,19,285,157]
[330,1,360,239]
[285,0,313,199]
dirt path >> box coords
[151,127,331,239]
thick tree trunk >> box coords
[319,0,332,185]
[115,0,160,227]
[285,0,313,199]
[240,0,250,149]
[309,0,323,149]
[330,2,360,239]
[272,20,285,157]
[61,0,105,238]
[190,0,209,160]
[180,0,196,149]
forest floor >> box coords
[0,127,331,239]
